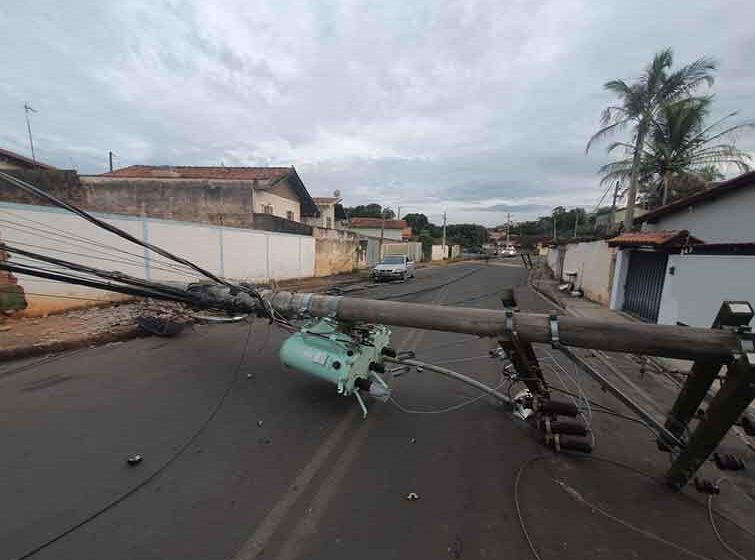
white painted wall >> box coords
[644,187,755,243]
[0,201,314,315]
[609,249,631,311]
[657,253,755,327]
[545,246,562,277]
[560,240,617,306]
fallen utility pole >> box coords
[260,290,739,362]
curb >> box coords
[0,326,147,364]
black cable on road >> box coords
[11,320,254,560]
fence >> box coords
[0,201,315,316]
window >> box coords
[326,217,332,229]
[286,210,294,221]
[263,204,273,215]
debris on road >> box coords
[127,455,143,466]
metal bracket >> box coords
[297,293,313,318]
[505,309,514,333]
[548,313,560,348]
[326,295,342,318]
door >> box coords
[622,250,668,322]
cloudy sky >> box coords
[1,1,753,226]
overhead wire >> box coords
[707,478,752,560]
[514,454,742,560]
[0,216,201,279]
[0,171,231,288]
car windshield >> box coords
[381,256,405,264]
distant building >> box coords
[0,147,56,171]
[607,170,755,326]
[305,195,347,229]
[348,217,409,241]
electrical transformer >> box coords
[279,318,392,400]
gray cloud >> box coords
[1,0,753,226]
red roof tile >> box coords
[608,230,704,248]
[349,217,408,229]
[0,147,56,170]
[102,165,291,181]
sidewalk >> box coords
[530,263,691,374]
[529,260,755,423]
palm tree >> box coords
[598,96,752,207]
[587,49,716,229]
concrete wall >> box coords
[609,249,631,311]
[0,201,315,316]
[312,227,360,277]
[2,170,306,229]
[560,240,617,306]
[383,242,423,262]
[545,245,562,277]
[644,187,755,243]
[304,204,336,229]
[348,227,403,241]
[657,253,755,327]
[431,245,446,261]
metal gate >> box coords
[623,251,668,322]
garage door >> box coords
[623,251,668,322]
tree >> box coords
[445,224,488,250]
[344,203,395,219]
[403,213,429,235]
[587,49,716,229]
[599,96,752,207]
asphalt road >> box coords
[1,261,753,560]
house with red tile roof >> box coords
[81,165,319,229]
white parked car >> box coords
[501,245,518,257]
[373,255,416,282]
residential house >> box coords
[0,147,56,170]
[607,170,755,327]
[347,218,409,241]
[304,194,347,229]
[80,165,319,230]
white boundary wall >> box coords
[560,240,617,306]
[657,253,755,327]
[0,201,314,315]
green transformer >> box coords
[279,318,392,401]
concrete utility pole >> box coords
[610,181,620,232]
[259,290,738,361]
[441,211,447,258]
[506,212,511,243]
[379,209,386,259]
[24,103,37,166]
[552,211,557,243]
[573,209,580,238]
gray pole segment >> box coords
[263,290,739,361]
